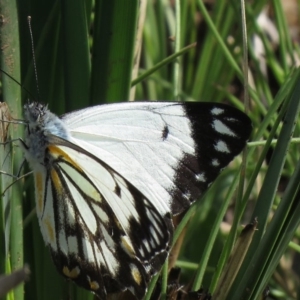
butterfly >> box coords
[20,101,251,299]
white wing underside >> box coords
[63,103,196,215]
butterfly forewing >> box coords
[62,102,251,215]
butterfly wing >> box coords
[62,102,251,215]
[25,101,251,298]
[34,139,172,298]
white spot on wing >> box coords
[150,226,160,245]
[100,224,115,250]
[68,235,78,254]
[183,192,191,200]
[58,223,67,254]
[66,201,76,227]
[143,239,151,253]
[215,140,230,153]
[149,238,156,248]
[92,204,109,224]
[213,119,236,137]
[226,117,238,122]
[211,107,224,115]
[212,159,220,166]
[82,236,95,263]
[100,240,119,276]
[139,246,145,258]
[94,242,105,267]
[196,173,206,182]
[144,265,151,274]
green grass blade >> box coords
[90,0,139,104]
[229,69,300,300]
[251,156,300,299]
[0,1,23,300]
[61,0,91,111]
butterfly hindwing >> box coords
[37,141,172,298]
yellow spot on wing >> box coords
[63,266,80,278]
[113,216,123,230]
[121,236,135,257]
[34,172,44,214]
[43,217,55,243]
[48,145,82,172]
[50,169,62,193]
[87,277,100,290]
[130,264,142,285]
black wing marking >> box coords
[170,103,251,213]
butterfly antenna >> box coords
[27,16,40,101]
[0,69,35,100]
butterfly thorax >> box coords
[23,102,70,167]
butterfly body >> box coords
[22,101,251,299]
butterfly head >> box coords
[24,102,70,138]
[24,102,49,124]
[23,102,70,164]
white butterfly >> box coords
[21,101,251,299]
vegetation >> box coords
[1,0,300,299]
